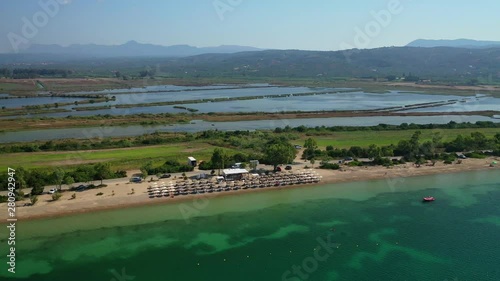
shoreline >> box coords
[2,157,498,222]
[2,110,500,133]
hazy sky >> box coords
[1,0,499,53]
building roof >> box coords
[188,157,196,161]
[222,168,249,175]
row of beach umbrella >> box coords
[147,171,322,198]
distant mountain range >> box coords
[407,39,500,49]
[19,41,262,57]
[3,39,500,83]
[159,46,500,81]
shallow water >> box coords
[20,90,473,118]
[0,115,498,143]
[1,170,499,280]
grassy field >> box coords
[0,142,241,171]
[2,128,498,171]
[299,128,500,149]
[0,81,37,92]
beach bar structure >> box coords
[187,157,197,167]
[222,168,249,181]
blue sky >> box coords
[1,0,499,53]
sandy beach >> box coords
[1,157,498,221]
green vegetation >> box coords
[0,165,126,193]
[198,148,228,174]
[320,163,340,170]
[311,131,499,168]
[1,68,72,79]
[263,140,297,171]
[141,160,194,175]
[51,192,62,201]
[0,122,499,192]
[4,47,500,85]
[30,195,38,205]
[0,142,217,169]
[308,128,500,149]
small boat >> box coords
[423,196,435,202]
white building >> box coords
[222,168,249,181]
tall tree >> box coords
[26,169,48,195]
[15,167,28,190]
[63,176,75,187]
[94,163,112,185]
[409,131,422,160]
[264,142,296,171]
[367,144,381,159]
[494,133,500,145]
[304,138,318,150]
[73,165,95,183]
[470,132,488,149]
[211,148,227,175]
[52,168,65,191]
[302,138,318,160]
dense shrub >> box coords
[142,160,194,174]
[464,152,487,159]
[320,163,340,170]
[347,161,363,167]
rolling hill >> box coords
[160,46,500,81]
[407,39,500,49]
[17,41,262,58]
[2,46,500,83]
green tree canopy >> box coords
[302,137,318,160]
[94,163,113,184]
[211,148,229,175]
[264,141,296,171]
[51,168,65,190]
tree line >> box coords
[140,160,194,176]
[2,121,498,154]
[0,163,126,193]
[196,140,296,173]
[301,131,500,168]
[274,121,500,134]
[1,68,73,79]
[2,130,498,197]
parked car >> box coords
[130,177,142,183]
[458,154,467,159]
[276,166,282,172]
[344,157,354,161]
[160,173,171,179]
[48,188,56,194]
[76,185,87,192]
[285,165,292,170]
[294,145,302,149]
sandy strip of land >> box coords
[1,157,498,221]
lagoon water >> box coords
[1,115,499,143]
[402,95,500,113]
[19,90,476,118]
[7,85,498,119]
[1,170,499,280]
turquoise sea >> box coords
[1,170,499,281]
